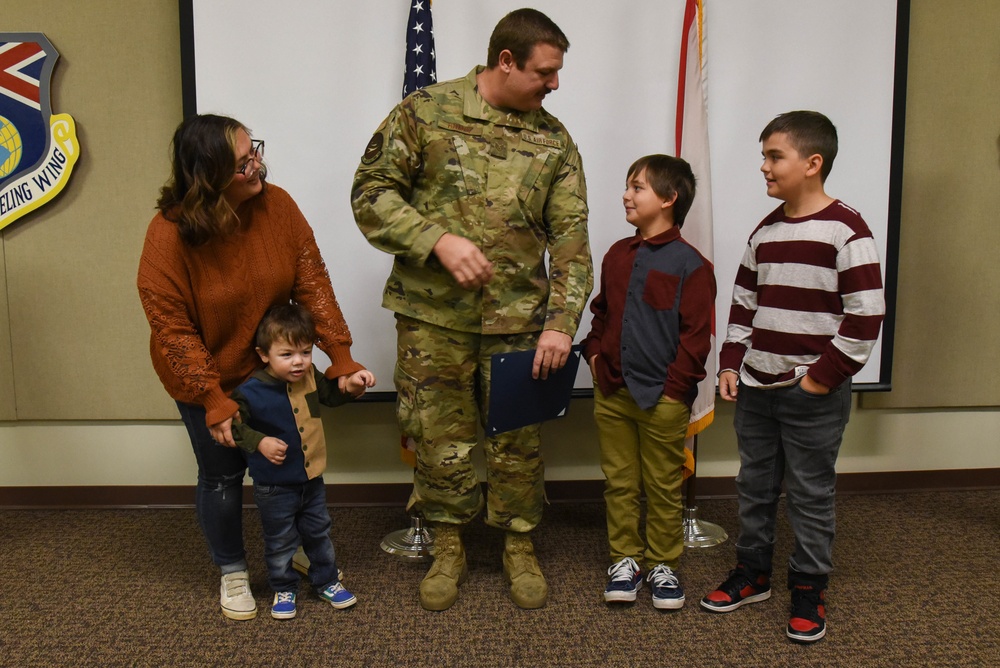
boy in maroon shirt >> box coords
[582,154,716,610]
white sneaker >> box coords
[220,570,257,620]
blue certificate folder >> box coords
[486,345,583,436]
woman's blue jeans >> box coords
[176,402,248,574]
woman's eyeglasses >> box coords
[236,139,265,177]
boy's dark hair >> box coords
[255,303,316,352]
[759,110,838,182]
[486,8,569,69]
[627,154,697,228]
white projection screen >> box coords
[182,0,905,396]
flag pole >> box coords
[676,0,726,549]
[380,0,438,562]
[381,514,434,561]
[683,435,728,547]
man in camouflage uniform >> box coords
[351,8,592,611]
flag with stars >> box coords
[399,1,435,466]
[402,0,436,98]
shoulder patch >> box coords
[520,131,563,149]
[439,120,483,136]
[361,132,384,165]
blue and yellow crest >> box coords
[0,33,80,231]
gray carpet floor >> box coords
[0,489,997,667]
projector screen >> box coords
[181,0,904,396]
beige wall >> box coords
[0,235,14,421]
[3,0,182,421]
[2,398,999,488]
[0,0,997,490]
[861,0,1000,409]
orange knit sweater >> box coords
[137,184,363,427]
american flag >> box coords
[402,0,436,98]
[399,0,437,468]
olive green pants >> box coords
[594,385,689,569]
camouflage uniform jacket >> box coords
[351,66,593,336]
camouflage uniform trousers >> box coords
[395,314,544,532]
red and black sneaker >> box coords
[786,585,826,643]
[700,565,772,613]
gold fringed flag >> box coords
[676,0,716,478]
[400,434,417,468]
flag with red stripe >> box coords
[675,0,716,477]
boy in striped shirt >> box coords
[700,111,884,643]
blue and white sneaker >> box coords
[648,564,685,610]
[604,557,643,603]
[271,591,296,620]
[320,582,357,609]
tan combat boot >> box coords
[418,523,467,611]
[503,531,548,609]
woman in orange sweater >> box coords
[137,114,366,621]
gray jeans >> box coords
[733,379,852,578]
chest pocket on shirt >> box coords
[642,270,680,310]
[305,391,322,418]
[516,132,562,218]
[419,120,486,209]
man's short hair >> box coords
[760,110,839,182]
[486,8,569,69]
[255,303,315,352]
[627,154,697,228]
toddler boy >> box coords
[232,303,375,619]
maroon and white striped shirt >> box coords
[719,200,885,389]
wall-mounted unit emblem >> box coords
[0,33,80,231]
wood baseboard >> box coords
[0,469,995,509]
